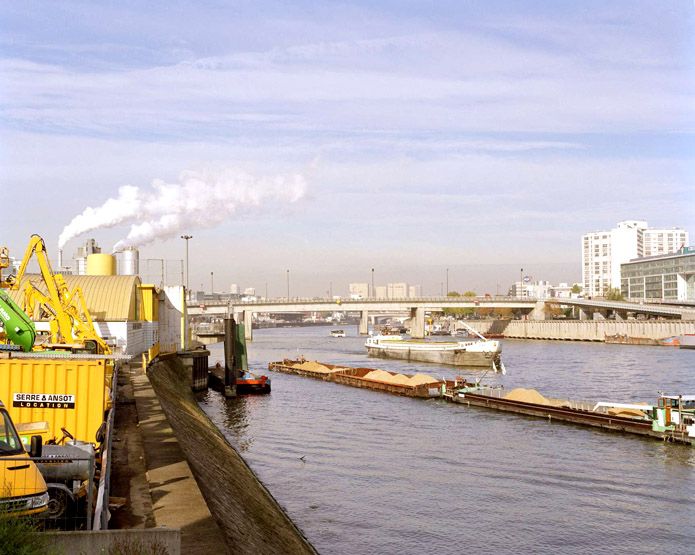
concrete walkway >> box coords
[131,366,229,554]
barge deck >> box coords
[269,359,694,446]
[268,360,445,398]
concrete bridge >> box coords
[187,296,695,341]
[187,297,554,341]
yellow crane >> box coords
[1,235,110,354]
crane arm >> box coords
[5,234,110,354]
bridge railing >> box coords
[190,295,540,307]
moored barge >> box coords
[268,359,445,398]
[269,359,694,446]
[448,386,694,445]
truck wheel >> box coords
[46,487,72,521]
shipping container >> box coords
[0,355,113,445]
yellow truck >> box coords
[0,399,48,517]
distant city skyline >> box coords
[2,2,693,294]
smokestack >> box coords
[58,248,63,271]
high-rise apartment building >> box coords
[643,228,689,257]
[582,221,689,297]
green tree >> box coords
[443,290,472,316]
[605,287,624,301]
[571,284,582,294]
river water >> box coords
[199,327,694,555]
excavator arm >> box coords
[3,235,110,354]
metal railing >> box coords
[93,365,117,530]
[1,451,95,530]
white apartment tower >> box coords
[582,221,689,297]
[643,228,689,257]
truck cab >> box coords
[0,400,49,516]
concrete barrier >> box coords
[464,320,695,341]
[46,528,180,555]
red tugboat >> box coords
[209,317,271,395]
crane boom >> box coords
[2,235,110,354]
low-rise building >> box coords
[408,285,422,298]
[621,246,695,301]
[349,282,369,299]
[387,282,408,298]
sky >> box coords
[1,1,693,296]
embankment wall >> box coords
[147,357,316,555]
[465,320,695,341]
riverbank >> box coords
[146,355,316,554]
[464,318,695,341]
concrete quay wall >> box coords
[466,320,695,341]
[147,357,317,555]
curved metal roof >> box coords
[7,274,142,321]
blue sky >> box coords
[1,1,693,295]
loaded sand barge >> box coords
[269,359,694,446]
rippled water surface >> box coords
[198,327,694,555]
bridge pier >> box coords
[529,301,547,321]
[359,310,369,335]
[243,310,253,341]
[410,307,426,338]
[577,307,589,320]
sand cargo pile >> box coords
[269,359,445,398]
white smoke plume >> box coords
[58,168,307,250]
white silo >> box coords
[121,246,140,276]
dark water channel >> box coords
[199,327,694,555]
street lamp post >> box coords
[446,268,449,296]
[520,268,524,298]
[181,235,193,299]
[286,269,290,300]
[210,271,214,294]
[329,281,333,299]
[371,268,375,298]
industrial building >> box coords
[621,247,695,301]
[8,248,185,356]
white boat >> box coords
[679,334,695,350]
[330,329,346,338]
[365,323,501,368]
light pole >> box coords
[265,282,268,300]
[181,235,192,298]
[446,268,449,296]
[210,271,214,294]
[371,268,375,298]
[329,281,333,298]
[286,269,290,300]
[520,268,524,298]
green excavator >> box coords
[0,247,36,351]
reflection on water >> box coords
[199,326,695,555]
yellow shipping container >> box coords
[0,356,113,445]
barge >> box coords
[268,359,445,398]
[448,386,694,445]
[269,359,694,446]
[365,333,501,368]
